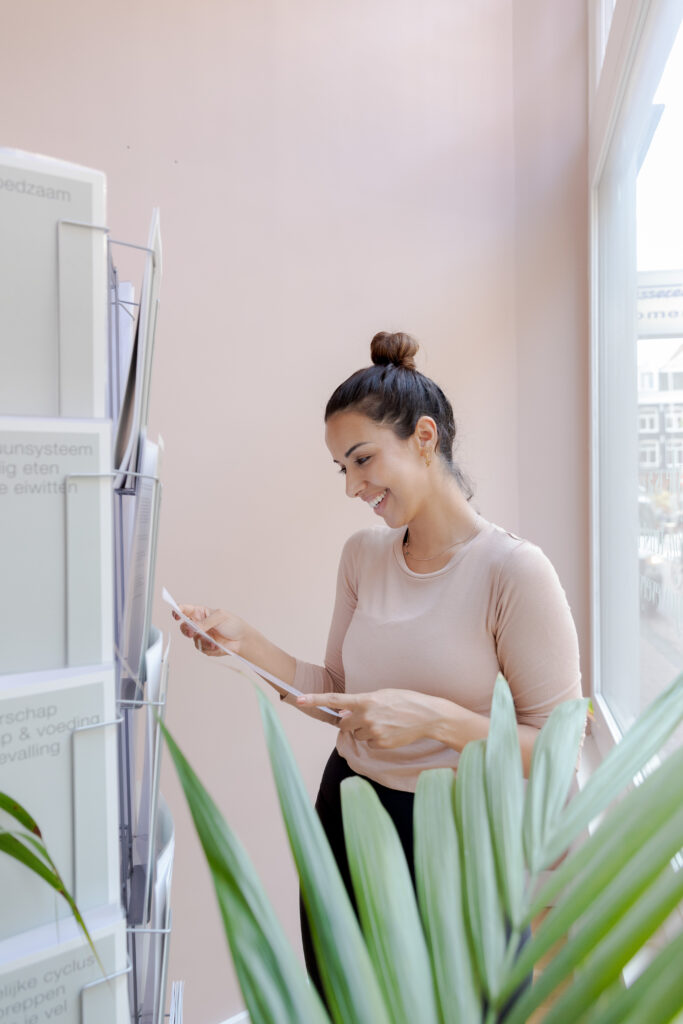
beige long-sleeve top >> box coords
[294,518,581,792]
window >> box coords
[665,406,683,430]
[638,410,658,431]
[592,0,683,754]
[662,370,683,389]
[639,440,659,465]
[665,440,683,467]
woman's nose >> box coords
[345,469,362,499]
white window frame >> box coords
[589,0,620,110]
[590,0,683,759]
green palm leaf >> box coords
[539,861,683,1024]
[257,691,391,1024]
[0,831,68,899]
[160,721,331,1024]
[584,928,683,1024]
[455,740,506,1002]
[526,745,683,926]
[414,768,481,1024]
[484,676,525,928]
[0,791,43,836]
[0,823,102,973]
[502,758,683,1004]
[341,777,439,1024]
[522,696,589,875]
[540,669,683,868]
[503,803,683,1023]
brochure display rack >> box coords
[0,148,178,1024]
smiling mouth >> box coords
[368,490,387,511]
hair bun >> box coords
[370,331,419,371]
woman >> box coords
[175,330,581,995]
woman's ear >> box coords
[413,415,438,450]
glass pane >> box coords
[596,10,683,745]
[636,22,683,741]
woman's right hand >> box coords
[172,605,251,657]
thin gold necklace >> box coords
[403,515,480,561]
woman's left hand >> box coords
[296,689,442,748]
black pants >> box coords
[300,749,531,1018]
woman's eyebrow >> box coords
[332,441,371,466]
[344,442,369,458]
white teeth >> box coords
[369,491,386,508]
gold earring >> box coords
[422,447,432,468]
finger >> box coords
[175,605,208,635]
[193,609,235,636]
[296,692,357,710]
[195,635,221,654]
[337,712,358,734]
[351,726,372,741]
[181,621,212,641]
[177,604,207,620]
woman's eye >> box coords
[336,455,370,475]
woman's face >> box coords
[325,410,430,527]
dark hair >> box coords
[325,331,473,499]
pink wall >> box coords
[513,0,590,690]
[1,2,587,1021]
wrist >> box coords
[427,698,460,746]
[428,699,490,751]
[242,625,265,662]
[242,629,297,688]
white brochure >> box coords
[114,209,162,489]
[0,417,113,674]
[136,628,170,925]
[0,906,130,1024]
[108,279,136,422]
[168,981,184,1024]
[119,437,163,695]
[0,148,107,418]
[0,666,120,941]
[136,797,174,1024]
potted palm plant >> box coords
[163,670,683,1023]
